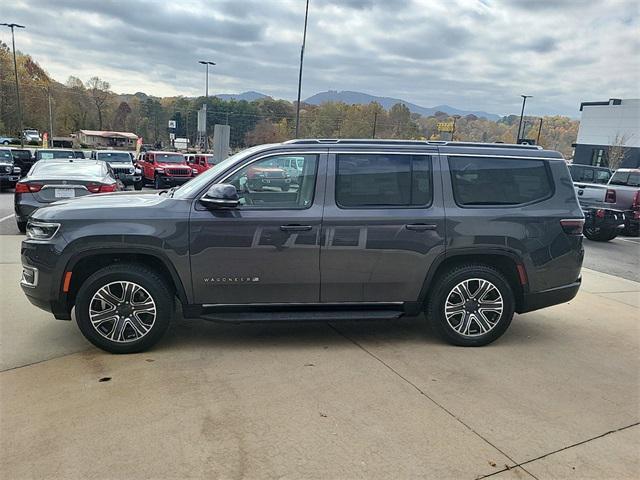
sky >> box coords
[3,0,639,116]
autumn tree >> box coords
[86,76,111,129]
[113,101,132,131]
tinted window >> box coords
[0,150,12,161]
[97,152,130,162]
[336,154,432,207]
[226,154,318,209]
[449,156,553,206]
[155,153,184,163]
[610,171,640,187]
[38,150,75,160]
[32,162,104,177]
[11,150,31,160]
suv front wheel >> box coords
[427,264,515,347]
[75,264,173,353]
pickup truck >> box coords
[574,168,640,240]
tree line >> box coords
[0,43,578,157]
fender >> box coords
[64,245,191,305]
[417,247,528,305]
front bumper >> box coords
[518,278,581,314]
[159,175,192,186]
[116,174,142,186]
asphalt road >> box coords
[1,188,638,280]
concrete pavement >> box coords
[0,234,638,479]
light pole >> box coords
[516,94,532,144]
[1,23,26,148]
[294,0,310,138]
[198,60,215,151]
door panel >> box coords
[189,152,326,304]
[320,151,445,302]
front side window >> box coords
[226,154,318,209]
[335,153,432,208]
[449,156,553,206]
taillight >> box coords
[605,189,616,203]
[632,191,640,211]
[87,183,101,193]
[560,219,585,235]
[28,183,43,193]
[15,183,29,193]
[99,183,117,192]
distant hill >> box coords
[303,90,500,121]
[214,91,270,102]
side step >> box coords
[200,309,404,323]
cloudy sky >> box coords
[3,0,639,116]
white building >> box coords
[573,98,640,168]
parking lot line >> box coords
[0,213,14,223]
[617,237,640,244]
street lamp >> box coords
[516,94,532,144]
[294,0,310,138]
[198,60,216,98]
[1,23,26,148]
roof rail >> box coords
[284,139,543,150]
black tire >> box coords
[134,182,143,191]
[1,140,8,145]
[75,263,174,354]
[584,227,617,242]
[427,264,515,347]
[17,220,26,233]
[154,175,163,190]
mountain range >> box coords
[211,90,501,120]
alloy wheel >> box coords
[444,278,504,337]
[89,281,157,343]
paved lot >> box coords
[0,233,638,479]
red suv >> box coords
[187,154,217,175]
[137,151,196,189]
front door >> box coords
[320,150,446,302]
[189,151,326,304]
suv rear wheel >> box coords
[427,264,515,346]
[75,264,173,353]
[583,226,618,242]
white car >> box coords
[23,129,42,143]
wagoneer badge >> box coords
[204,276,260,284]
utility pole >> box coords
[47,86,54,138]
[1,23,26,148]
[294,0,310,138]
[451,115,460,141]
[372,111,378,138]
[516,94,532,143]
[536,117,543,145]
[198,60,215,151]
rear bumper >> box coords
[518,278,581,314]
[583,207,625,231]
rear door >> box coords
[320,148,445,302]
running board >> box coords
[200,309,404,323]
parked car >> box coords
[0,148,21,190]
[10,148,35,176]
[92,150,143,190]
[608,168,640,235]
[23,129,41,143]
[187,154,217,175]
[136,151,195,189]
[35,149,76,161]
[19,139,584,354]
[14,159,121,233]
[568,164,612,185]
[0,136,17,145]
[245,160,291,191]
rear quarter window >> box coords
[449,156,553,206]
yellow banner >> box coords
[437,122,454,133]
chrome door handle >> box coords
[405,224,437,231]
[280,225,313,232]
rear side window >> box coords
[449,156,553,206]
[610,171,640,187]
[336,154,432,207]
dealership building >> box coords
[573,98,639,168]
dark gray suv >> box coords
[20,140,584,353]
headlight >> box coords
[192,168,198,175]
[135,167,142,174]
[155,167,164,173]
[129,167,135,174]
[26,221,60,241]
[13,166,21,174]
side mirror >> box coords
[200,183,239,209]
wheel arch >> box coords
[418,249,527,312]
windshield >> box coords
[173,145,267,199]
[155,153,184,163]
[32,161,105,177]
[11,150,31,160]
[97,152,131,162]
[38,150,75,159]
[0,150,12,162]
